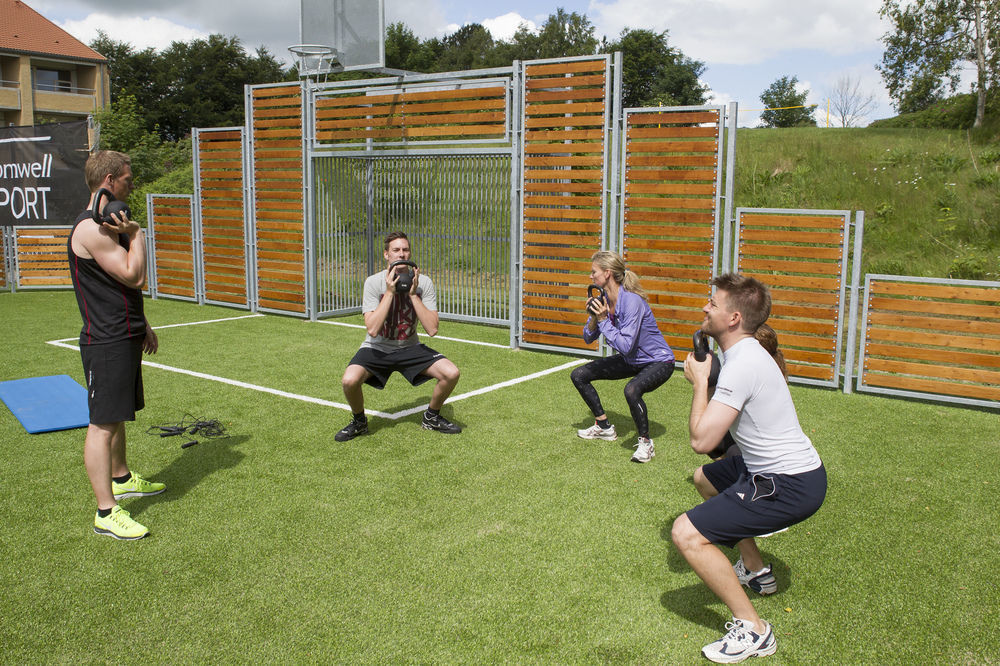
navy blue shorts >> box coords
[349,344,447,390]
[80,337,145,425]
[686,455,827,548]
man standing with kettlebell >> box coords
[334,230,462,441]
[68,150,164,540]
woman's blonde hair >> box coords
[591,251,645,299]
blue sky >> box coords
[38,0,905,127]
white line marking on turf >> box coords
[46,313,267,344]
[45,339,395,419]
[313,319,509,348]
[152,313,265,330]
[46,313,584,420]
[137,360,395,419]
[386,358,587,420]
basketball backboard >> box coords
[297,0,385,73]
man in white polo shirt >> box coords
[673,273,826,663]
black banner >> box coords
[0,120,90,226]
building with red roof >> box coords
[0,0,109,127]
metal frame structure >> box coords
[733,207,852,389]
[855,273,1000,409]
[145,193,197,302]
[304,67,520,330]
[11,225,72,290]
[515,53,617,356]
[1,226,12,292]
[244,80,307,317]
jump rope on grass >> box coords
[147,414,227,448]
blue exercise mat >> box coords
[0,375,89,434]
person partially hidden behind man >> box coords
[672,273,826,663]
[335,231,462,441]
[69,150,164,540]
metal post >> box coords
[843,209,865,393]
[721,101,738,275]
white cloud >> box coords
[58,14,211,51]
[483,13,536,41]
[588,0,886,65]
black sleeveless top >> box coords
[68,210,146,345]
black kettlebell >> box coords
[586,284,606,315]
[389,260,417,294]
[91,187,131,225]
[692,329,722,388]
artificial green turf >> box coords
[0,291,997,663]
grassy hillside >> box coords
[734,126,1000,279]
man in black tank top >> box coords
[69,150,164,540]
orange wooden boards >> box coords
[860,277,1000,404]
[736,210,849,384]
[520,58,608,351]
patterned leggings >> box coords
[570,355,675,438]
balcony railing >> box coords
[33,82,96,96]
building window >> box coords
[35,69,73,93]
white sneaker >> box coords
[631,437,655,462]
[577,422,617,440]
[702,618,777,663]
[733,558,777,595]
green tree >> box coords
[603,28,707,108]
[89,31,158,108]
[436,23,495,72]
[92,94,191,220]
[759,76,816,127]
[878,0,998,126]
[90,33,288,141]
[499,9,598,62]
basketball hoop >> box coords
[288,44,342,79]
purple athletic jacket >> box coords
[582,289,674,366]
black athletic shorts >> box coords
[687,455,827,548]
[348,344,447,389]
[80,336,145,424]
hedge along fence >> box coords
[146,194,196,302]
[13,226,72,289]
[249,83,307,315]
[857,274,1000,409]
[519,56,611,353]
[194,127,249,308]
[734,208,850,388]
[622,107,725,355]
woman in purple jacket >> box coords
[571,251,675,463]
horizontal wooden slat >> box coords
[862,372,1000,401]
[866,326,1000,352]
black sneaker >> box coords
[335,419,368,442]
[422,412,462,434]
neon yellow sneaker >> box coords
[112,472,165,500]
[93,505,149,540]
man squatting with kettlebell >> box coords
[335,231,462,441]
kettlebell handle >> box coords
[587,284,606,302]
[389,260,417,271]
[692,329,710,362]
[90,187,116,224]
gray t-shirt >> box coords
[360,270,437,352]
[712,337,822,476]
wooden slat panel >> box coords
[860,277,1000,405]
[735,210,850,385]
[863,372,1000,401]
[149,196,195,300]
[15,227,72,287]
[618,107,724,363]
